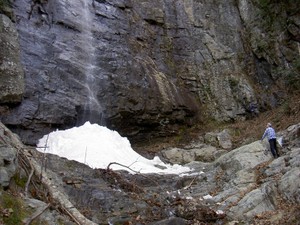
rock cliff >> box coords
[0,0,299,145]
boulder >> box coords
[204,129,232,150]
[0,122,18,188]
[0,14,24,104]
[160,144,226,164]
[278,167,300,203]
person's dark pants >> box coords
[269,138,279,158]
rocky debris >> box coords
[42,156,227,224]
[1,121,300,224]
[203,124,299,223]
[160,129,232,164]
[164,123,300,224]
[173,197,225,222]
[160,145,225,164]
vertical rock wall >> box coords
[0,0,299,144]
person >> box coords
[261,123,279,158]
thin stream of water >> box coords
[78,0,103,125]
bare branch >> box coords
[183,175,198,190]
[107,161,140,173]
[106,162,163,192]
[25,168,34,197]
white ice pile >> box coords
[36,122,192,175]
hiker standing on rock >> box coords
[261,123,279,158]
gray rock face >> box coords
[0,0,299,145]
[0,14,24,104]
[187,124,300,222]
[161,123,300,222]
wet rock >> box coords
[2,1,299,145]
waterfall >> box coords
[77,0,103,125]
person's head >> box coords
[267,123,272,127]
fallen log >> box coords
[0,122,97,225]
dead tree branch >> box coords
[25,167,34,197]
[24,150,97,225]
[183,175,198,190]
[106,161,164,192]
[107,161,140,173]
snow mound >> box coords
[36,122,192,175]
